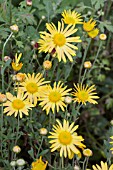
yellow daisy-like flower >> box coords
[12,53,23,71]
[19,73,50,106]
[72,84,99,105]
[109,136,113,154]
[38,81,71,114]
[92,161,113,170]
[31,156,48,170]
[62,9,83,25]
[83,18,96,32]
[3,92,33,118]
[38,21,81,63]
[48,119,86,158]
[88,28,99,38]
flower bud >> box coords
[83,148,93,157]
[39,128,48,135]
[12,146,21,153]
[74,165,80,170]
[65,96,72,104]
[43,60,52,70]
[10,24,19,33]
[42,15,46,20]
[26,0,32,6]
[16,73,26,82]
[110,120,113,125]
[4,56,11,62]
[10,160,16,167]
[99,34,107,40]
[0,93,7,103]
[31,40,36,46]
[84,61,92,69]
[16,159,25,166]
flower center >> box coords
[59,131,72,145]
[65,16,75,24]
[49,91,61,102]
[12,99,25,110]
[26,82,38,94]
[78,90,89,101]
[53,33,66,47]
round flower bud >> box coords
[0,93,7,103]
[10,24,19,33]
[74,165,80,170]
[16,73,26,82]
[83,148,93,157]
[64,96,72,104]
[12,75,17,81]
[99,34,107,40]
[39,128,48,135]
[16,159,25,166]
[12,146,21,153]
[10,160,16,167]
[84,61,92,69]
[26,0,32,6]
[42,15,46,20]
[4,56,11,62]
[33,54,37,59]
[43,60,52,70]
[67,112,70,117]
[110,120,113,125]
[87,11,91,15]
[31,40,36,46]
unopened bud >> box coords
[4,56,11,62]
[10,24,19,33]
[65,96,72,104]
[0,93,7,103]
[42,16,46,20]
[10,161,16,167]
[39,128,48,135]
[16,159,25,166]
[84,61,92,69]
[83,148,93,157]
[26,0,32,6]
[43,60,52,70]
[99,34,107,40]
[13,146,21,153]
[16,73,26,82]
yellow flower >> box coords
[38,21,81,63]
[62,9,83,25]
[0,93,7,103]
[92,161,113,170]
[48,119,86,158]
[3,92,33,118]
[83,148,93,157]
[72,84,99,105]
[83,18,96,32]
[84,61,92,69]
[43,60,52,70]
[99,33,107,40]
[39,81,71,114]
[88,28,99,38]
[12,53,23,71]
[110,136,113,154]
[31,156,48,170]
[19,73,50,106]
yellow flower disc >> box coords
[26,82,38,94]
[53,33,66,46]
[77,91,89,102]
[49,91,61,102]
[59,131,72,145]
[12,99,25,110]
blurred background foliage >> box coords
[0,0,113,169]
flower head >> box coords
[99,33,107,40]
[19,73,50,106]
[83,19,96,32]
[13,146,21,153]
[72,84,99,105]
[31,156,48,170]
[48,119,86,158]
[84,61,92,69]
[3,91,33,118]
[62,10,83,25]
[43,60,52,70]
[88,28,99,38]
[110,136,113,154]
[12,53,23,71]
[83,148,93,157]
[39,81,71,114]
[92,161,113,170]
[38,21,81,63]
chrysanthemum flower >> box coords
[3,92,33,118]
[12,53,23,71]
[38,81,71,114]
[88,28,99,38]
[83,18,96,32]
[19,73,50,106]
[31,156,48,170]
[92,161,113,170]
[72,84,99,105]
[62,10,83,25]
[38,21,81,63]
[48,119,86,158]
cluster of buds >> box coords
[10,159,26,167]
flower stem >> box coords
[15,114,20,145]
[1,104,4,158]
[37,136,44,157]
[78,38,91,83]
[61,156,64,169]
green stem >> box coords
[37,136,44,157]
[85,157,89,170]
[78,38,91,83]
[81,69,87,84]
[1,104,4,158]
[2,32,13,92]
[86,41,102,79]
[61,156,64,169]
[15,114,20,145]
